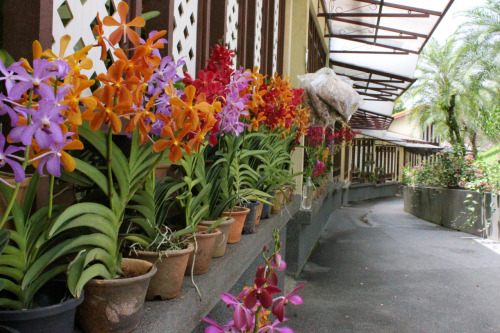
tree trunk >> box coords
[445,95,465,154]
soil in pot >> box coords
[243,201,260,234]
[76,258,157,333]
[254,202,263,226]
[134,244,194,301]
[222,206,250,243]
[199,218,234,257]
[271,190,284,214]
[185,226,221,275]
[0,280,83,333]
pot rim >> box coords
[194,227,222,238]
[86,258,157,287]
[0,293,84,320]
[222,206,250,216]
[136,243,194,258]
[199,217,235,226]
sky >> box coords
[431,0,488,42]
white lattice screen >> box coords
[225,0,239,66]
[52,0,122,80]
[172,0,198,76]
[271,0,280,75]
[253,0,263,70]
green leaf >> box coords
[22,173,40,219]
[142,11,160,21]
[73,263,113,297]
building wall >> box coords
[389,115,423,140]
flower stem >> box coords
[47,175,54,222]
[0,90,33,229]
[107,128,115,212]
[253,305,262,333]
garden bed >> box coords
[404,186,500,240]
[136,195,301,333]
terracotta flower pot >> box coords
[284,185,294,200]
[222,206,250,243]
[134,244,194,300]
[185,226,221,275]
[254,202,263,226]
[272,190,284,214]
[76,258,157,333]
[199,218,234,257]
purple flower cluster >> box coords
[218,69,252,136]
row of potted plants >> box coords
[0,4,310,332]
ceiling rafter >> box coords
[331,60,415,82]
[330,35,419,54]
[330,50,408,54]
[318,13,429,18]
[349,108,393,130]
[325,34,417,39]
[353,0,443,16]
[327,17,428,38]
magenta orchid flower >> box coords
[202,318,240,333]
[269,251,286,272]
[0,133,25,183]
[239,277,281,310]
[9,99,64,148]
[271,283,305,322]
[221,292,254,331]
[257,319,294,333]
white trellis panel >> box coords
[172,0,198,76]
[225,0,239,66]
[271,0,279,75]
[52,0,122,80]
[253,0,263,70]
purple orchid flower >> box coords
[0,94,19,126]
[9,99,64,148]
[257,319,294,333]
[33,132,75,178]
[220,293,255,331]
[271,283,305,322]
[0,60,25,96]
[0,133,25,183]
[202,318,240,333]
[8,59,69,100]
[219,87,249,136]
[37,83,72,110]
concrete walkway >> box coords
[285,197,500,333]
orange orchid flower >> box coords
[114,48,154,81]
[93,13,107,61]
[96,59,139,103]
[153,124,192,163]
[125,91,160,136]
[103,2,146,46]
[82,85,131,133]
[61,77,97,126]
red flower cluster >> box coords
[313,160,327,177]
[332,126,357,144]
[305,126,324,147]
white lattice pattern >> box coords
[225,0,239,66]
[253,0,263,70]
[271,0,280,75]
[172,0,198,76]
[52,0,122,80]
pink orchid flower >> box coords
[272,283,306,322]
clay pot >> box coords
[199,218,234,257]
[222,206,250,243]
[134,244,194,300]
[254,202,263,226]
[243,201,260,234]
[185,226,221,275]
[271,190,284,214]
[284,185,294,200]
[76,258,157,333]
[154,164,169,178]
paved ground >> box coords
[285,197,500,333]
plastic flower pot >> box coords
[199,218,234,257]
[261,203,272,220]
[134,244,194,300]
[76,258,157,333]
[0,280,83,333]
[185,226,221,275]
[222,206,250,243]
[243,201,260,234]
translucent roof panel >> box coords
[319,0,455,121]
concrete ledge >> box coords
[404,186,500,240]
[285,181,344,277]
[347,182,399,203]
[137,195,301,333]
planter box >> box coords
[285,181,344,277]
[346,181,399,203]
[403,186,500,241]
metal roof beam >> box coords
[325,34,417,39]
[353,0,442,16]
[319,13,429,18]
[357,92,396,101]
[332,60,415,82]
[327,17,428,38]
[330,50,408,54]
[331,35,418,54]
[337,74,406,89]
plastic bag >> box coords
[298,68,361,126]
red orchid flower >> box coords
[239,277,281,310]
[271,283,305,322]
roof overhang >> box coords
[357,129,444,151]
[319,0,455,127]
